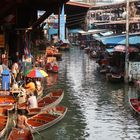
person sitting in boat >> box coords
[16,109,28,130]
[27,92,38,109]
[51,60,58,69]
[18,88,27,105]
[35,80,43,97]
[24,78,36,94]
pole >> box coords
[125,0,129,83]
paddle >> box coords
[28,125,45,139]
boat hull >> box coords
[0,109,9,138]
[27,105,67,133]
[0,95,16,110]
[106,73,124,82]
[129,98,140,114]
[18,89,64,115]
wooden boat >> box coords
[58,43,70,51]
[18,89,64,115]
[0,95,16,110]
[47,53,62,61]
[27,105,67,133]
[106,73,124,82]
[0,108,9,138]
[46,47,62,61]
[7,127,34,140]
[129,98,140,114]
[52,65,59,73]
[46,63,59,73]
[98,65,109,74]
[46,57,59,73]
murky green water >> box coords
[34,46,140,140]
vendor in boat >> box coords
[18,88,27,104]
[35,80,43,97]
[16,109,28,130]
[27,92,38,109]
[24,78,36,94]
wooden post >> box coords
[125,0,129,83]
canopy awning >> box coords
[78,29,108,35]
[118,36,140,45]
[106,45,139,53]
[102,35,124,45]
[100,34,140,46]
[68,28,84,33]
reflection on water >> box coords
[35,47,140,140]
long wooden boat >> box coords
[129,98,140,114]
[27,105,67,133]
[47,53,62,61]
[0,108,9,138]
[46,63,59,73]
[0,95,16,110]
[18,89,64,115]
[106,73,124,82]
[58,43,70,51]
[7,127,34,140]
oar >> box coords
[28,125,45,139]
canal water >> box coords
[35,46,140,140]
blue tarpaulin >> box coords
[102,35,126,45]
[118,36,140,45]
[101,34,140,45]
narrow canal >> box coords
[35,46,140,140]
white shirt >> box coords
[27,95,38,108]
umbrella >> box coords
[24,69,32,76]
[25,68,48,78]
[114,45,126,52]
[114,45,139,53]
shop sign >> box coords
[129,62,140,79]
